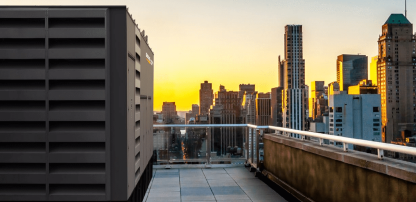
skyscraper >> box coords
[192,104,200,115]
[278,55,284,88]
[238,84,255,105]
[310,81,325,120]
[256,92,271,126]
[271,87,284,126]
[336,54,368,92]
[242,91,257,124]
[210,85,241,154]
[282,25,307,137]
[199,81,213,115]
[162,102,177,123]
[377,14,416,143]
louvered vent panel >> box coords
[0,15,47,200]
[47,16,107,199]
[134,41,141,182]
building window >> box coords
[373,123,380,126]
[374,132,380,136]
[336,107,342,112]
[336,119,342,122]
[373,107,380,112]
[373,119,380,122]
[373,128,379,131]
[330,107,333,112]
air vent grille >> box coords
[0,11,108,200]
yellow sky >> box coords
[5,0,415,111]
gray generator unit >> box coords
[0,6,154,202]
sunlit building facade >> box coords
[336,54,368,92]
[377,14,416,143]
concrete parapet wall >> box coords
[263,134,416,202]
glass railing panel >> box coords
[209,127,246,165]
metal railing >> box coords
[153,124,416,167]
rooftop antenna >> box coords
[405,0,407,18]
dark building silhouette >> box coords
[271,87,284,126]
[0,6,153,202]
[256,93,271,125]
[162,102,177,123]
[199,81,213,115]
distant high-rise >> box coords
[310,81,325,120]
[162,102,177,123]
[336,54,368,92]
[271,87,284,126]
[377,14,416,143]
[210,86,241,154]
[192,104,199,115]
[278,55,284,88]
[282,25,307,137]
[256,93,271,126]
[242,91,257,124]
[238,84,255,106]
[199,81,213,115]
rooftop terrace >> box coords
[144,167,287,202]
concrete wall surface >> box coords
[263,134,416,202]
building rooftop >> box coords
[144,167,287,202]
[385,14,411,24]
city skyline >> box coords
[5,0,416,111]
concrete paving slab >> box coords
[146,167,287,202]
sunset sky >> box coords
[6,0,416,111]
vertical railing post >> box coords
[257,129,262,165]
[378,149,384,160]
[166,127,172,168]
[206,127,211,166]
[250,128,254,165]
[343,143,348,152]
[245,127,248,160]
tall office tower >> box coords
[210,86,241,154]
[185,104,199,124]
[238,84,255,124]
[370,56,379,86]
[162,102,177,123]
[242,91,257,124]
[0,6,153,202]
[256,93,271,125]
[278,55,284,87]
[192,104,199,115]
[336,54,368,92]
[199,81,214,115]
[310,81,325,120]
[271,87,284,126]
[377,14,416,143]
[282,25,307,137]
[238,84,255,105]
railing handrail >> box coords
[153,124,416,158]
